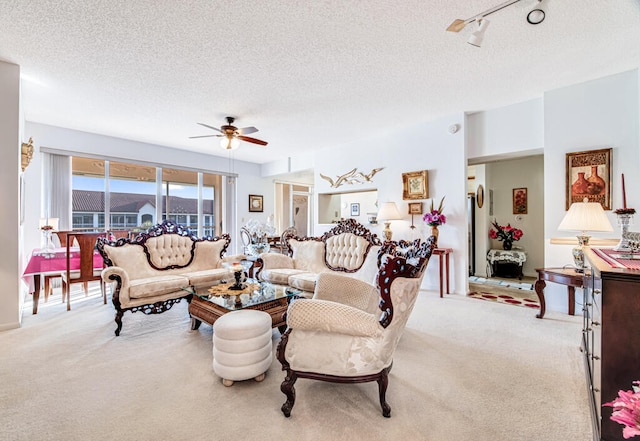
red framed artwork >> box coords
[566,148,612,210]
[512,188,527,214]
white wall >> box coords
[0,61,22,329]
[312,113,468,294]
[467,98,544,159]
[542,69,639,313]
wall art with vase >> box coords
[566,148,612,210]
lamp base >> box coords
[571,234,591,272]
[382,221,393,241]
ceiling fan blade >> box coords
[446,19,466,32]
[189,134,218,139]
[238,135,268,146]
[237,126,258,135]
[197,122,223,133]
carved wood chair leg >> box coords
[102,282,107,304]
[280,370,298,417]
[66,283,71,311]
[83,281,89,296]
[377,368,391,418]
[114,310,124,336]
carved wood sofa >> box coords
[254,219,383,297]
[97,221,238,336]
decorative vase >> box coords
[502,239,513,250]
[41,229,54,251]
[571,172,589,195]
[248,242,270,257]
[587,165,606,195]
[430,225,439,245]
[614,213,634,251]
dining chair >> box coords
[43,230,72,302]
[61,232,105,311]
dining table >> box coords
[22,247,104,314]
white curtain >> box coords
[42,153,72,231]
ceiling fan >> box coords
[189,116,268,150]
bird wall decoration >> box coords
[319,167,385,188]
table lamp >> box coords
[558,199,613,272]
[377,202,402,241]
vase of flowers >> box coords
[603,380,640,439]
[489,220,523,250]
[423,197,446,244]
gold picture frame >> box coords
[402,170,428,200]
[566,148,612,210]
[249,194,264,212]
[408,202,423,214]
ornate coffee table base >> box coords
[188,294,289,334]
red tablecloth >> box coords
[22,247,104,292]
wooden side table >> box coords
[433,248,453,298]
[487,249,527,279]
[534,268,583,319]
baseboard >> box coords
[0,321,21,331]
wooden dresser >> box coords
[583,248,640,441]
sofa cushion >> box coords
[261,268,309,286]
[128,274,191,299]
[145,235,195,269]
[102,244,156,280]
[184,268,230,287]
[288,272,320,293]
[325,233,371,271]
[189,240,228,272]
[289,239,327,273]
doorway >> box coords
[467,155,544,282]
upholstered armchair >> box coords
[276,237,436,418]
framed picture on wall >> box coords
[512,188,527,214]
[566,148,612,210]
[408,202,423,214]
[350,203,360,217]
[249,194,264,212]
[402,170,429,200]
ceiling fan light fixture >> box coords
[220,135,240,150]
[467,18,489,47]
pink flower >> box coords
[604,381,640,439]
[489,220,523,243]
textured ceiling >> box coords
[1,1,639,165]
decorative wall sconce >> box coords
[21,137,34,172]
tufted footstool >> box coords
[212,310,273,387]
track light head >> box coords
[467,18,490,47]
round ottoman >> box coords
[213,310,273,387]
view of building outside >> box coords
[71,157,217,236]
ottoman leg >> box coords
[255,373,266,382]
[222,379,234,387]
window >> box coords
[71,156,222,236]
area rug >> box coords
[468,279,540,310]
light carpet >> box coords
[1,288,591,441]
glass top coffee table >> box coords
[185,278,301,333]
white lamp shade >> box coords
[39,217,59,230]
[377,202,402,221]
[558,201,613,232]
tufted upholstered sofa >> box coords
[97,221,240,336]
[254,219,383,297]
